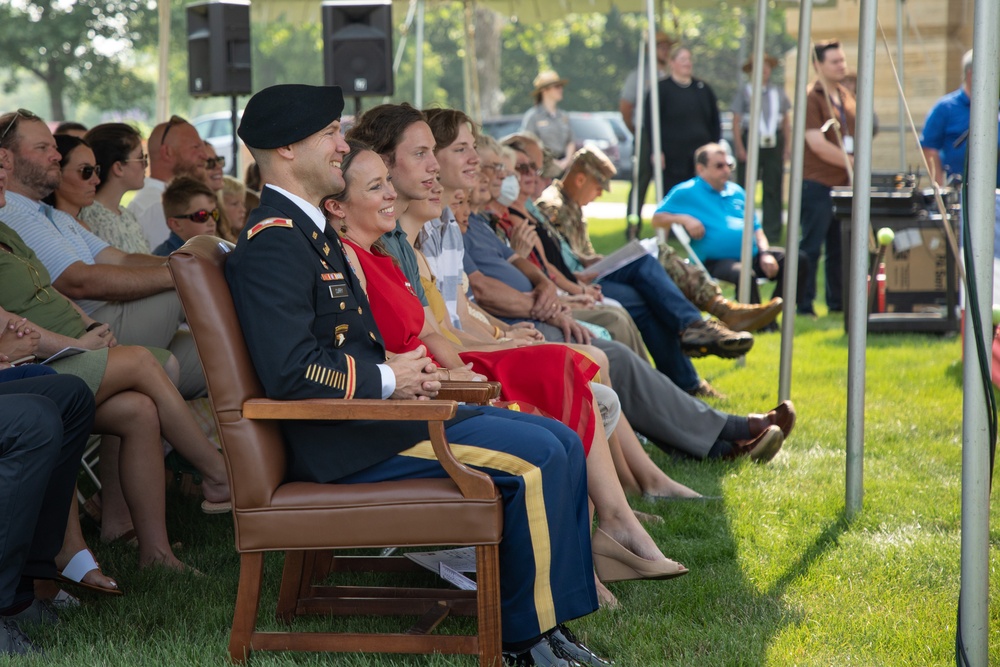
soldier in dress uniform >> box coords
[225,83,609,667]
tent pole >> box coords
[645,1,664,208]
[777,0,814,402]
[629,34,647,224]
[156,0,171,123]
[414,0,425,108]
[896,0,905,171]
[846,0,878,519]
[959,0,999,660]
[737,0,769,309]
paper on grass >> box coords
[405,547,478,590]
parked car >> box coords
[480,111,621,175]
[594,111,633,181]
[479,114,524,142]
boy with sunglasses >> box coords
[153,176,219,257]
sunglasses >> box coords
[0,108,41,144]
[159,115,188,145]
[75,164,101,180]
[172,207,220,223]
[205,156,226,170]
[123,152,148,167]
[514,162,540,176]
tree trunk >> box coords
[474,7,503,119]
[47,69,66,122]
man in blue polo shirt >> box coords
[652,143,808,308]
[921,49,1000,188]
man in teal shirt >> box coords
[653,143,808,306]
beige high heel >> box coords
[591,527,689,583]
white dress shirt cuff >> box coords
[378,363,396,399]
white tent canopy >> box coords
[154,1,994,658]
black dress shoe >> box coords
[503,635,581,666]
[548,626,614,666]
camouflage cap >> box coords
[569,146,616,191]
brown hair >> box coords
[813,40,842,63]
[345,103,425,165]
[162,176,217,219]
[84,123,143,193]
[423,108,478,152]
[319,138,374,212]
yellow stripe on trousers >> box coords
[398,440,555,632]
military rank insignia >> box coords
[246,217,293,240]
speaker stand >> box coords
[353,96,364,118]
[229,95,240,177]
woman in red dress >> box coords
[323,142,688,595]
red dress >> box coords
[344,238,600,455]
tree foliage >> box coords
[0,0,156,121]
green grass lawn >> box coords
[28,219,1000,665]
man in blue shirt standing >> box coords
[653,143,808,307]
[920,49,1000,187]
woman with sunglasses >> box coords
[43,135,100,230]
[152,177,219,256]
[202,142,236,242]
[79,123,152,255]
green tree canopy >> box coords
[0,0,156,121]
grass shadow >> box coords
[766,510,851,601]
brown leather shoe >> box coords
[680,319,754,359]
[707,296,783,333]
[686,379,727,400]
[747,400,796,439]
[730,425,784,463]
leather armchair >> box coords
[168,236,503,666]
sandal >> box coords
[57,549,122,596]
[200,499,232,515]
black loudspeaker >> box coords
[322,1,393,96]
[186,1,252,97]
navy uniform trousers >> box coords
[0,367,94,611]
[339,406,597,644]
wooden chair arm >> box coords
[243,397,496,500]
[437,381,502,405]
[243,398,457,421]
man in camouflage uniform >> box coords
[535,147,782,334]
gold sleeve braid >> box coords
[305,355,357,399]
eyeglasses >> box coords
[481,162,507,175]
[514,162,540,176]
[3,250,54,304]
[123,152,148,167]
[75,164,100,180]
[205,155,226,170]
[0,108,41,144]
[172,207,220,223]
[158,115,188,145]
[710,161,733,170]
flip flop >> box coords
[57,549,122,596]
[201,499,232,515]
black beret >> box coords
[238,84,345,149]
